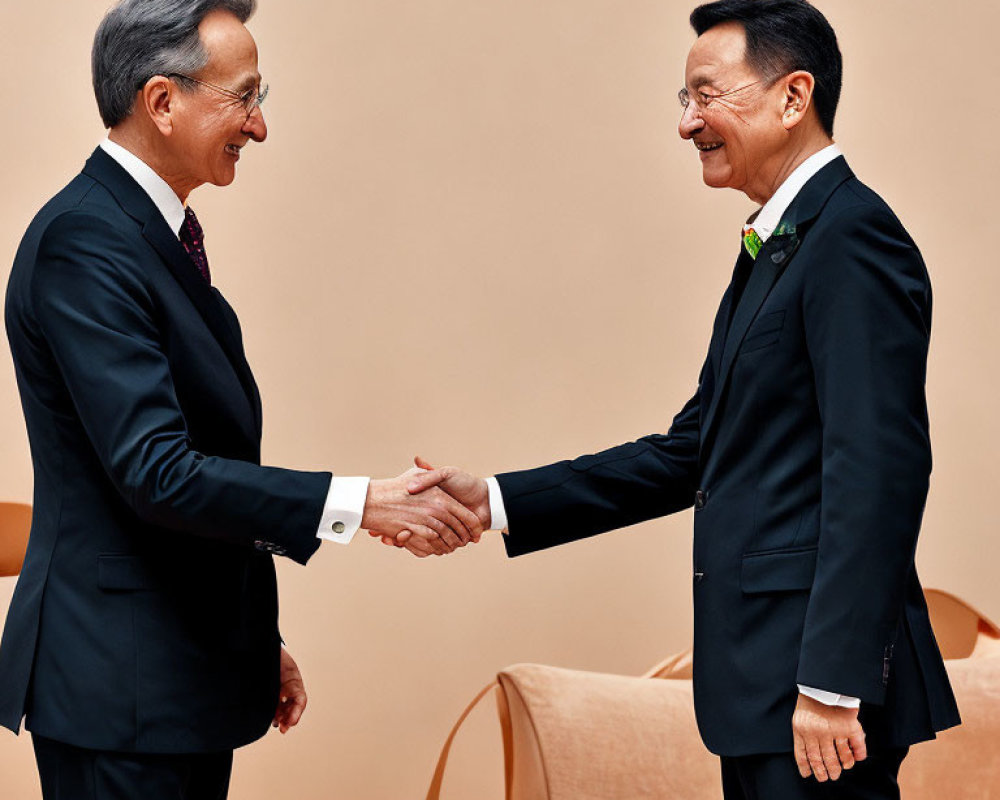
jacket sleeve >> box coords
[30,211,328,565]
[496,387,702,557]
[796,203,932,704]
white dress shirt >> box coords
[487,144,860,709]
[742,144,841,240]
[99,138,368,546]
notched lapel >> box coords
[142,221,263,436]
[702,277,737,416]
[82,148,262,436]
[698,157,856,457]
[700,240,791,445]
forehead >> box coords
[685,21,753,86]
[197,9,260,84]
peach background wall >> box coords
[1,0,997,797]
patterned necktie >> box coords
[743,226,763,260]
[180,206,212,285]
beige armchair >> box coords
[429,589,1000,800]
[0,503,31,578]
[0,502,37,799]
[898,589,1000,795]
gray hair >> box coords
[92,0,257,128]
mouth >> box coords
[695,141,724,153]
[225,144,243,159]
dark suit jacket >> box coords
[0,148,331,753]
[495,157,961,757]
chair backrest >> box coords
[923,587,1000,660]
[0,503,32,578]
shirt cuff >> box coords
[486,477,508,531]
[798,684,861,709]
[316,476,370,545]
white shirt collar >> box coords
[99,138,187,238]
[744,144,842,243]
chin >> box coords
[211,171,237,188]
[701,169,732,190]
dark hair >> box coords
[92,0,257,129]
[690,0,842,136]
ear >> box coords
[139,76,177,137]
[780,70,815,131]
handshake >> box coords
[361,457,491,557]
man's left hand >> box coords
[273,648,307,734]
[792,693,867,781]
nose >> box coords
[242,106,267,143]
[678,101,704,140]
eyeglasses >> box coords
[678,80,761,113]
[167,73,269,119]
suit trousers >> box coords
[32,735,233,800]
[720,748,909,800]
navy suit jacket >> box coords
[496,157,961,756]
[0,148,330,753]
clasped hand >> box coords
[364,458,490,558]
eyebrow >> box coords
[685,71,719,90]
[234,73,262,93]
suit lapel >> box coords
[699,156,856,456]
[81,148,262,434]
[700,242,791,446]
[211,287,264,438]
[700,258,742,415]
[141,218,263,433]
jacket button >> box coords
[694,490,706,510]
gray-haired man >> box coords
[0,1,481,797]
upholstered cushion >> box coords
[496,590,1000,800]
[498,664,718,800]
[898,591,1000,796]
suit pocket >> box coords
[97,555,156,592]
[740,545,817,594]
[738,310,786,356]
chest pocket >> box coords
[738,310,786,356]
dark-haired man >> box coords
[403,0,961,796]
[0,1,482,797]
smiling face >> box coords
[166,9,268,197]
[678,22,794,203]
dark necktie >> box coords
[180,206,212,285]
